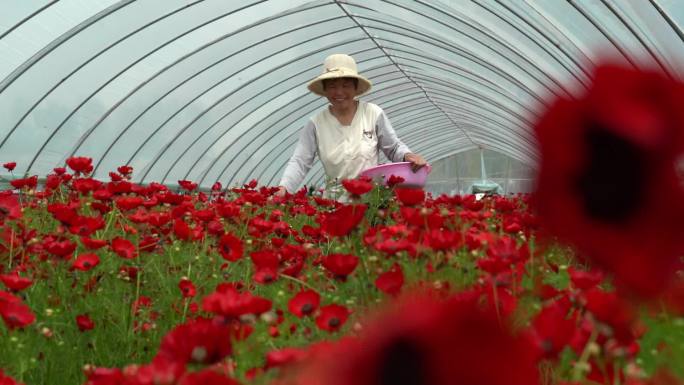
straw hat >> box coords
[307,54,372,97]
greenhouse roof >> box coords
[1,0,682,189]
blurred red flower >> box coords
[81,237,108,250]
[111,237,138,259]
[173,218,192,241]
[0,192,21,222]
[117,165,133,176]
[265,347,309,370]
[66,156,93,174]
[178,279,197,298]
[157,317,233,365]
[531,297,577,360]
[303,293,539,385]
[217,233,244,262]
[9,175,37,190]
[375,263,404,296]
[319,204,366,237]
[315,304,349,333]
[568,267,604,290]
[288,290,321,318]
[341,176,373,197]
[115,196,144,211]
[68,215,105,237]
[394,188,425,206]
[534,64,684,298]
[0,298,35,329]
[322,253,359,280]
[76,314,95,332]
[178,369,240,385]
[43,237,76,259]
[202,285,272,318]
[2,162,16,171]
[386,174,405,187]
[0,273,33,291]
[178,180,198,192]
[0,369,23,385]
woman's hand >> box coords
[404,153,427,172]
[275,186,287,197]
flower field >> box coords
[1,64,684,385]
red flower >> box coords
[178,369,240,385]
[568,267,604,290]
[44,238,77,258]
[305,293,539,385]
[319,204,367,237]
[265,347,308,369]
[421,228,461,251]
[315,304,349,332]
[0,192,21,221]
[76,314,95,332]
[53,167,66,175]
[288,290,320,318]
[179,279,197,298]
[68,215,105,237]
[71,253,100,271]
[531,298,577,360]
[2,162,16,171]
[9,176,37,190]
[0,299,35,329]
[0,369,23,385]
[111,237,138,259]
[115,196,144,211]
[173,218,192,241]
[117,359,185,385]
[386,174,405,187]
[202,285,272,318]
[0,273,33,291]
[250,249,280,284]
[341,176,373,196]
[322,253,359,280]
[157,317,233,365]
[66,156,93,174]
[583,288,637,344]
[375,264,404,296]
[81,237,108,250]
[217,233,243,262]
[178,180,198,192]
[117,165,133,176]
[534,64,684,297]
[394,187,425,206]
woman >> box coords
[278,54,426,197]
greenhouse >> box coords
[1,1,684,385]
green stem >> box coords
[572,328,599,381]
[8,227,14,270]
[279,274,320,293]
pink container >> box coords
[360,162,432,188]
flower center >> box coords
[576,125,647,223]
[328,317,340,328]
[377,338,426,385]
[301,303,313,315]
[191,346,208,363]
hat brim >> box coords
[307,69,372,97]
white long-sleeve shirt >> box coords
[279,101,411,193]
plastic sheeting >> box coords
[1,1,683,191]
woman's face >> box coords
[324,78,357,110]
